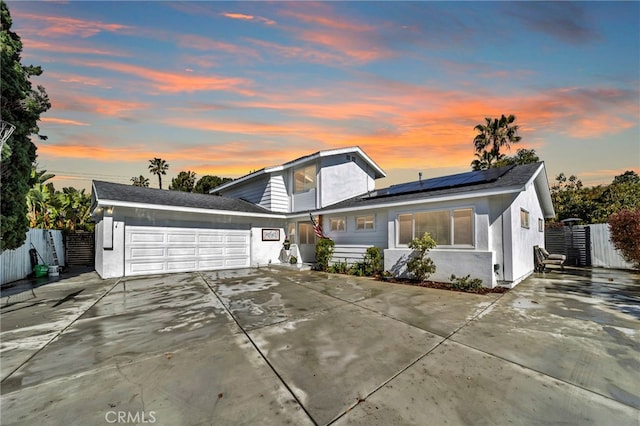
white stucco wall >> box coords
[319,155,375,208]
[250,227,288,267]
[95,216,126,279]
[509,183,546,284]
[384,248,496,287]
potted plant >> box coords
[283,237,291,250]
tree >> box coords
[131,175,149,187]
[169,170,196,192]
[148,157,169,189]
[608,208,640,269]
[26,169,93,232]
[193,175,233,194]
[1,1,51,250]
[471,114,521,170]
[495,148,540,168]
[550,171,640,224]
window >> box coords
[356,215,375,231]
[294,164,316,193]
[415,210,450,245]
[453,208,473,245]
[398,208,474,246]
[298,222,316,244]
[538,218,544,232]
[330,217,346,232]
[521,209,530,229]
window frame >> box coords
[520,208,530,229]
[356,215,375,231]
[293,164,317,194]
[330,217,346,232]
[538,218,544,232]
[396,207,475,248]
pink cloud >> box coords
[41,117,90,126]
[21,38,128,57]
[12,11,133,38]
[221,12,276,25]
[76,60,254,95]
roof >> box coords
[211,146,386,193]
[92,180,277,216]
[318,162,555,217]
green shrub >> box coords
[289,256,298,264]
[315,238,335,271]
[349,261,367,276]
[363,246,383,275]
[328,259,349,274]
[406,233,437,282]
[449,274,483,291]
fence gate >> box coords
[545,225,591,267]
[65,231,95,266]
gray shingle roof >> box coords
[322,162,543,211]
[92,180,273,214]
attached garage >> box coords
[91,181,286,279]
[124,226,250,276]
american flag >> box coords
[309,213,327,239]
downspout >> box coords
[501,210,506,282]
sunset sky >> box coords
[7,1,640,191]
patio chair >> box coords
[534,245,566,272]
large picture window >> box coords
[398,208,474,246]
[294,164,316,193]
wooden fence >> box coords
[546,224,635,270]
[588,223,635,270]
[1,228,65,285]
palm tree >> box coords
[148,158,169,189]
[131,175,150,187]
[472,114,521,170]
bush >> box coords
[315,238,335,271]
[289,256,298,264]
[406,233,437,282]
[363,246,383,275]
[449,274,483,291]
[328,259,349,274]
[609,208,640,269]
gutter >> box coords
[93,199,286,219]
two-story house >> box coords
[92,146,554,287]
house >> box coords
[91,146,555,287]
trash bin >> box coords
[29,248,39,269]
[34,264,49,278]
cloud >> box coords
[40,117,90,126]
[276,5,394,64]
[503,3,600,45]
[221,12,276,25]
[175,34,260,61]
[50,93,150,117]
[12,11,133,38]
[21,38,128,57]
[75,60,254,95]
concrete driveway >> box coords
[1,267,638,425]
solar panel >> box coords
[364,165,515,199]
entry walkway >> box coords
[1,267,638,425]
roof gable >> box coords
[211,146,385,193]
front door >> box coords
[297,222,316,263]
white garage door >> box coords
[124,226,250,277]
